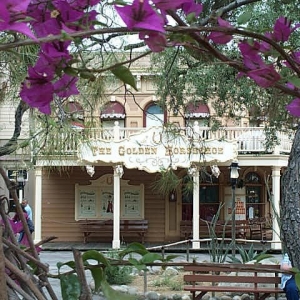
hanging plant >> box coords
[151,168,181,196]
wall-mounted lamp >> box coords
[229,161,240,188]
[114,165,124,177]
[169,190,177,202]
[188,165,198,177]
[211,165,221,178]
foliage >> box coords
[55,243,178,299]
[205,204,231,263]
[152,274,184,291]
[227,244,274,264]
[105,265,134,285]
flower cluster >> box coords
[2,0,300,116]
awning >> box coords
[185,103,210,118]
[101,102,126,119]
[65,102,84,114]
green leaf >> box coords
[111,65,137,91]
[237,11,252,25]
[295,271,300,290]
[64,67,78,76]
[82,250,110,267]
[287,76,300,88]
[80,71,96,81]
[101,278,137,300]
[60,274,81,300]
[141,253,163,264]
[57,261,76,272]
[119,242,148,258]
[90,268,104,292]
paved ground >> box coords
[39,248,283,299]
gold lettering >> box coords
[218,148,223,154]
[119,146,125,156]
[212,147,217,154]
[165,146,172,156]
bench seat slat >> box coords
[184,263,282,300]
[184,275,280,284]
[184,286,283,293]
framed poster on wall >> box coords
[76,186,98,219]
[100,188,114,218]
[121,185,144,219]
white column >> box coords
[34,168,42,243]
[189,166,200,249]
[271,166,281,250]
[112,165,123,249]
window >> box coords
[144,103,165,127]
[182,173,219,221]
[100,102,125,138]
[64,101,85,129]
[185,102,210,138]
[245,172,263,218]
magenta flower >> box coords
[153,0,203,17]
[286,98,300,117]
[0,0,36,39]
[115,0,165,33]
[247,66,281,88]
[139,31,167,52]
[239,41,265,70]
[20,74,54,115]
[273,16,293,42]
[54,75,79,98]
[208,18,233,44]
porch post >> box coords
[271,166,281,250]
[112,165,123,249]
[189,166,200,249]
[34,167,42,243]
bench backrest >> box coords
[78,219,148,230]
[184,263,281,285]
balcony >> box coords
[40,123,293,158]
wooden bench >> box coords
[78,219,148,243]
[180,219,249,240]
[184,262,283,300]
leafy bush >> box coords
[105,265,134,285]
[227,244,273,263]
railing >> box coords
[85,125,293,154]
[39,124,294,156]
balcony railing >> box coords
[39,124,294,157]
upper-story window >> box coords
[144,103,165,127]
[185,102,210,137]
[100,101,126,128]
[65,101,85,129]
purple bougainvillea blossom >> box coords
[286,98,300,117]
[139,31,167,52]
[208,17,233,44]
[273,16,293,42]
[20,75,54,115]
[53,75,79,98]
[239,41,266,70]
[115,0,165,32]
[0,0,36,39]
[246,66,281,88]
[152,0,203,17]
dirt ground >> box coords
[128,271,188,296]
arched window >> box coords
[185,102,210,137]
[245,172,263,219]
[64,101,85,129]
[100,101,126,128]
[185,102,210,127]
[144,103,165,127]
